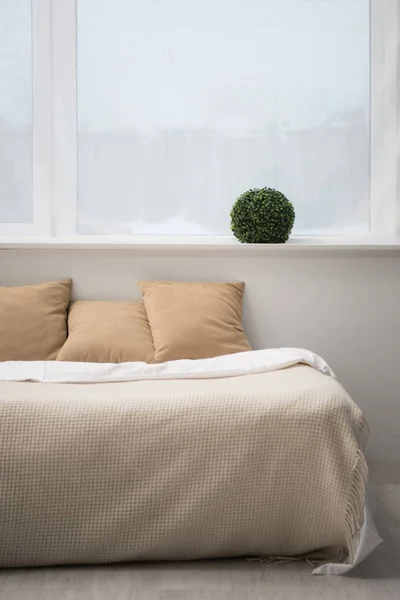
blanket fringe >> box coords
[247,548,345,568]
[248,428,369,570]
[344,447,368,563]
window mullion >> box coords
[51,0,78,237]
[370,0,399,239]
[32,0,52,236]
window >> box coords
[77,0,370,236]
[0,0,51,237]
[0,0,398,241]
[0,1,32,223]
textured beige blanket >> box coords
[0,365,368,568]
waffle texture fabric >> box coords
[0,365,368,569]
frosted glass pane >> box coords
[0,0,32,223]
[78,0,369,236]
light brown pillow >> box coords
[138,281,251,362]
[0,280,72,361]
[57,301,155,363]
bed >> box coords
[0,348,381,574]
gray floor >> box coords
[1,485,399,600]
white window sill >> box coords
[1,235,400,255]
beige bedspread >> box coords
[0,365,368,568]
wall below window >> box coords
[1,248,399,483]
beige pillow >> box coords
[0,280,72,361]
[138,281,251,362]
[57,301,155,363]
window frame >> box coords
[0,0,52,237]
[0,0,399,243]
[370,0,400,241]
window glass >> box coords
[0,0,32,223]
[77,0,370,235]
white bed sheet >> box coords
[0,347,334,383]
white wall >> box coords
[1,248,399,483]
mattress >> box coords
[0,349,380,573]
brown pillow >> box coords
[57,301,155,363]
[138,281,251,362]
[0,280,72,361]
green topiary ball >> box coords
[230,187,295,244]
